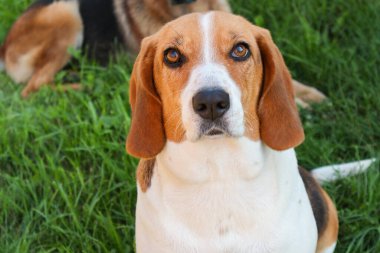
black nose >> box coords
[192,89,230,121]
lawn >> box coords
[0,0,379,252]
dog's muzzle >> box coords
[192,88,230,136]
[171,0,196,5]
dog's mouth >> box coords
[200,121,229,138]
[206,128,224,136]
[171,0,196,5]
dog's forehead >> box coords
[212,11,256,35]
[157,13,202,43]
[157,12,256,47]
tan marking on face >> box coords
[211,12,263,140]
[316,189,339,253]
[151,13,203,142]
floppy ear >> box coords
[126,37,166,158]
[256,29,304,150]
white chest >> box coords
[135,138,318,253]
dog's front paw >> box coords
[293,80,327,108]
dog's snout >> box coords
[192,89,230,121]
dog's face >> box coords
[127,12,304,159]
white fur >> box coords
[312,158,376,183]
[74,31,84,51]
[6,48,38,83]
[201,13,213,63]
[322,243,336,253]
[136,139,318,253]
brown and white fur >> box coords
[0,1,83,97]
[0,0,325,104]
[126,11,339,253]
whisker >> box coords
[164,109,182,128]
[174,119,186,140]
[243,110,258,132]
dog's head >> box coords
[126,11,304,159]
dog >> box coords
[126,11,339,253]
[0,0,325,105]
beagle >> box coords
[126,12,338,253]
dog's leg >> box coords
[2,0,83,98]
[21,53,80,98]
[293,79,327,107]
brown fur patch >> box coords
[255,29,304,150]
[299,167,329,236]
[2,1,83,97]
[137,159,156,192]
[0,45,4,60]
[299,167,338,252]
[293,79,327,106]
[126,36,166,159]
[316,189,339,253]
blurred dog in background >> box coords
[0,0,325,105]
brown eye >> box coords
[230,43,251,61]
[164,48,185,68]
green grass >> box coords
[0,0,379,252]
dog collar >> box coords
[171,0,196,5]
